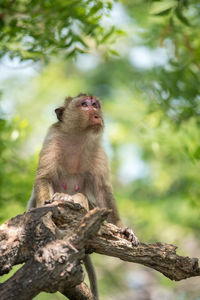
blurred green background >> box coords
[0,0,200,299]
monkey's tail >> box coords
[84,255,99,300]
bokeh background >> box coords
[0,1,200,299]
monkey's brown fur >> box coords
[28,94,137,299]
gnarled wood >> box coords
[88,223,200,281]
[0,193,199,300]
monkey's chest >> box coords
[61,151,91,174]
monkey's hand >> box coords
[121,227,139,246]
[44,192,73,205]
[44,193,89,211]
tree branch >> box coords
[88,223,200,281]
[0,193,199,299]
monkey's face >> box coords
[76,96,103,131]
[55,94,104,134]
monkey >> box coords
[27,93,139,299]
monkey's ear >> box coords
[55,107,65,122]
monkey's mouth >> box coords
[87,121,104,132]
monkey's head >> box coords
[55,94,104,134]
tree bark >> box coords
[0,193,199,299]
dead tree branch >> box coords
[0,193,199,299]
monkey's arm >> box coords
[100,176,139,246]
[101,182,121,226]
[34,178,54,207]
[27,178,54,209]
[29,137,58,208]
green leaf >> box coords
[109,49,119,57]
[153,8,172,16]
[115,29,126,36]
[101,26,115,43]
[175,7,190,26]
[66,48,77,58]
[72,34,88,48]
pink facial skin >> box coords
[77,96,101,111]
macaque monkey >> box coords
[28,94,138,299]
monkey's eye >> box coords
[81,102,88,107]
[92,102,98,108]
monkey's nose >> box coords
[91,114,102,125]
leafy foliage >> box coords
[0,114,36,221]
[125,0,200,121]
[0,0,114,61]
